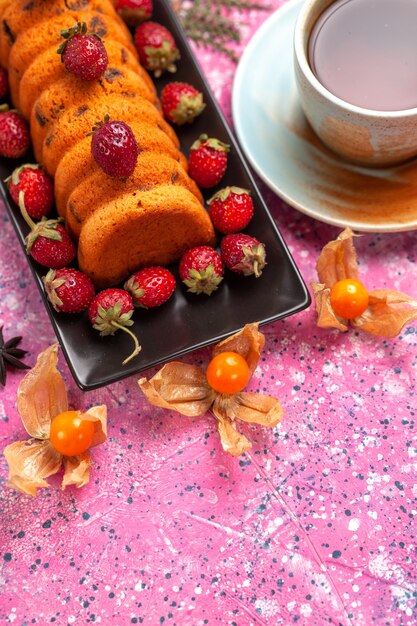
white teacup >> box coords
[293,0,417,167]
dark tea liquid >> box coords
[308,0,417,111]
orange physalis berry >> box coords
[49,410,95,457]
[206,351,250,395]
[330,278,369,319]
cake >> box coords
[66,152,203,238]
[35,93,180,175]
[0,0,12,21]
[0,0,215,287]
[18,40,156,119]
[54,122,188,218]
[0,0,130,67]
[29,71,158,159]
[7,10,137,105]
[78,185,216,288]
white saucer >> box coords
[232,0,417,232]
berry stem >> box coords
[18,190,36,230]
[110,321,142,365]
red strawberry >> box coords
[160,82,206,126]
[89,115,139,178]
[43,268,95,313]
[117,0,153,25]
[28,222,76,268]
[0,105,30,158]
[124,266,176,308]
[179,246,223,295]
[188,134,230,189]
[58,22,108,81]
[134,21,180,77]
[18,198,76,268]
[220,233,266,278]
[0,67,9,100]
[7,164,54,220]
[88,288,141,365]
[208,187,254,234]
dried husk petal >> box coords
[352,289,417,337]
[139,324,284,456]
[17,344,68,439]
[212,409,252,457]
[4,439,62,497]
[138,362,215,416]
[231,392,284,427]
[211,323,264,377]
[62,452,91,490]
[316,228,360,288]
[311,282,349,331]
[78,405,108,448]
[211,392,282,456]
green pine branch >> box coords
[176,0,269,63]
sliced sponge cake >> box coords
[66,152,203,238]
[1,0,215,288]
[19,39,153,118]
[54,122,188,218]
[0,0,129,68]
[78,186,216,288]
[33,93,179,176]
[7,9,136,104]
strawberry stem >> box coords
[110,321,141,365]
[18,190,36,230]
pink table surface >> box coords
[1,2,417,625]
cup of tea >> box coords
[294,0,417,166]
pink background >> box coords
[1,2,417,624]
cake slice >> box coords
[33,93,179,175]
[7,9,136,104]
[66,152,203,237]
[28,66,157,147]
[78,185,216,288]
[54,122,188,218]
[0,0,128,68]
[19,39,154,118]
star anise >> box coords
[0,326,30,386]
